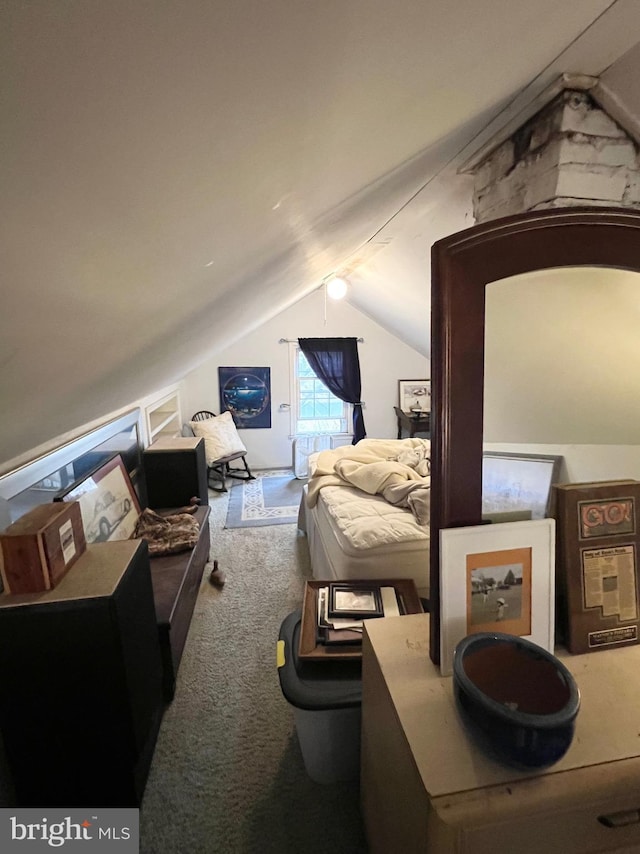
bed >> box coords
[298,438,431,600]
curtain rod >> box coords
[278,337,364,344]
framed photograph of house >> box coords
[482,452,563,520]
[218,367,271,428]
[439,518,555,676]
[55,454,141,544]
[398,379,430,413]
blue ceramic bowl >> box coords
[452,632,580,770]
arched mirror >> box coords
[429,207,640,665]
[485,266,640,456]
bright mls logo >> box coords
[1,809,139,851]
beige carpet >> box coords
[139,483,368,853]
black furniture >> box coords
[394,406,430,439]
[0,539,164,807]
[148,503,210,700]
[143,437,209,507]
[142,439,212,699]
[191,410,255,493]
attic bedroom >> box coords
[2,2,640,852]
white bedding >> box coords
[318,484,429,552]
[300,437,431,598]
[306,437,431,524]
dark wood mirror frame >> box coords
[429,206,640,666]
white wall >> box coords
[181,288,428,468]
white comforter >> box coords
[306,437,431,525]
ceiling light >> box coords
[326,276,348,300]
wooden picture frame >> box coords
[439,518,555,676]
[482,452,563,520]
[328,583,383,619]
[56,453,141,544]
[554,480,640,654]
[398,379,430,413]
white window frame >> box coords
[288,343,351,438]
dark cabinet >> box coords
[0,539,164,807]
[143,437,209,508]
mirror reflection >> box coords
[484,266,640,484]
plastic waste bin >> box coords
[277,609,362,784]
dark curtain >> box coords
[298,337,366,443]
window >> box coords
[290,345,349,435]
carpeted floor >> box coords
[225,469,304,529]
[139,479,368,854]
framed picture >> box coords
[218,366,271,428]
[398,379,430,413]
[482,452,563,520]
[554,480,640,654]
[55,454,141,544]
[328,584,383,619]
[439,518,555,676]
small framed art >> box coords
[328,584,383,619]
[439,518,555,676]
[398,379,430,413]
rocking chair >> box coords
[191,410,255,493]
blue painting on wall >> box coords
[218,367,271,429]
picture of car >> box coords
[86,489,132,542]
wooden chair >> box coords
[191,411,255,493]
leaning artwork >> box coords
[439,518,555,676]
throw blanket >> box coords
[134,508,201,556]
[306,438,431,525]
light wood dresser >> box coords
[361,613,640,854]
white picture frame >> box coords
[439,518,555,676]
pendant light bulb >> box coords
[326,276,348,300]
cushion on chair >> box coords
[189,412,247,464]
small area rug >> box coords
[224,469,305,528]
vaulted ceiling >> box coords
[2,1,639,465]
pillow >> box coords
[190,412,247,463]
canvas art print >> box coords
[218,367,271,428]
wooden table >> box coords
[394,406,430,438]
[361,613,640,853]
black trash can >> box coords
[277,609,362,783]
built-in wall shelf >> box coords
[145,391,182,444]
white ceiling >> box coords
[2,0,640,465]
